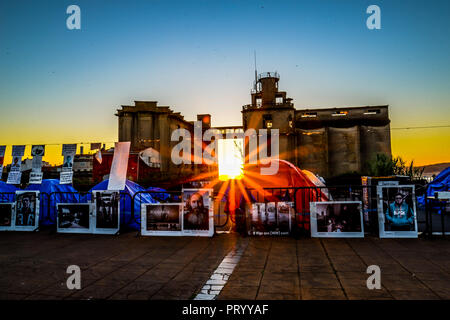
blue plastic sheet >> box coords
[0,181,18,202]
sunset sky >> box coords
[0,0,449,166]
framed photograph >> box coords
[93,191,120,234]
[14,191,40,231]
[310,201,364,238]
[141,203,183,236]
[0,203,15,231]
[57,203,93,234]
[377,185,418,238]
[249,202,293,236]
[182,188,213,237]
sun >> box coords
[218,138,244,181]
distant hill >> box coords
[416,163,450,177]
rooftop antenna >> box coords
[254,50,258,91]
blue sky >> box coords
[0,0,449,164]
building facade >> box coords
[116,72,391,180]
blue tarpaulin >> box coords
[418,167,450,212]
[426,167,450,197]
[88,179,157,230]
[146,187,172,201]
[0,181,18,202]
[25,179,79,226]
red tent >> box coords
[222,159,328,231]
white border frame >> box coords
[0,203,15,231]
[14,191,40,231]
[310,201,364,238]
[377,185,418,238]
[57,203,94,234]
[141,203,183,236]
[181,188,214,237]
[93,190,120,235]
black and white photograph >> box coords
[0,203,14,231]
[249,202,292,236]
[57,203,92,233]
[141,203,182,236]
[94,191,120,234]
[310,201,364,238]
[31,145,45,157]
[14,191,39,231]
[277,202,293,234]
[182,188,213,237]
[377,185,418,238]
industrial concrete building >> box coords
[242,72,391,177]
[116,72,391,180]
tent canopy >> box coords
[25,179,79,226]
[427,167,450,197]
[220,160,328,229]
[0,181,18,202]
[146,187,172,201]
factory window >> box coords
[275,96,283,104]
[364,109,380,115]
[256,98,262,107]
[263,114,273,129]
[332,111,348,116]
[301,112,317,118]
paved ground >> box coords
[0,231,449,300]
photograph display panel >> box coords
[93,191,120,234]
[14,191,40,231]
[377,185,418,238]
[310,201,364,238]
[182,189,214,237]
[57,203,93,234]
[249,202,294,236]
[141,203,183,236]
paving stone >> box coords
[300,272,341,289]
[344,287,393,300]
[389,289,441,300]
[256,293,299,300]
[301,288,346,300]
[218,285,258,300]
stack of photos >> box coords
[57,203,92,233]
[310,201,364,238]
[0,203,14,231]
[249,202,293,236]
[94,191,120,234]
[14,191,39,231]
[182,188,213,237]
[377,185,418,238]
[141,203,182,236]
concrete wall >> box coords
[328,126,361,176]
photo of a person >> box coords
[311,201,364,238]
[377,185,417,238]
[183,190,210,231]
[383,189,415,232]
[63,155,73,169]
[11,156,21,171]
[15,192,38,227]
[95,191,119,230]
